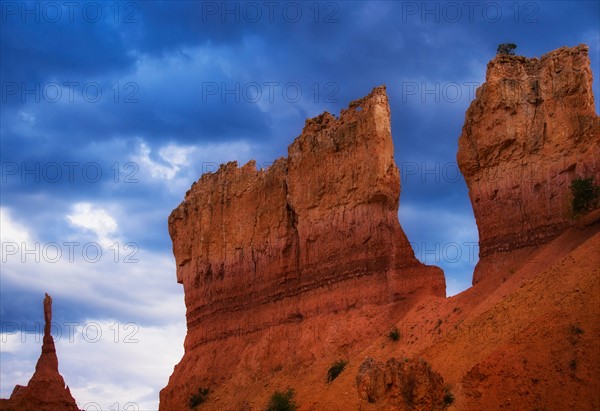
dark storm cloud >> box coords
[2,0,599,335]
[2,2,598,260]
[0,2,133,84]
[1,84,272,145]
[5,0,595,163]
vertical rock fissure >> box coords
[284,175,301,277]
[250,183,261,279]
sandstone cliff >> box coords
[0,294,80,411]
[457,44,600,284]
[160,45,599,410]
[160,86,445,409]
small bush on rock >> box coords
[188,387,210,408]
[327,360,348,383]
[443,385,455,406]
[497,43,517,55]
[571,177,600,215]
[265,388,297,411]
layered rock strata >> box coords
[457,44,600,284]
[160,86,445,409]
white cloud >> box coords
[18,110,36,124]
[0,207,32,245]
[159,144,192,168]
[133,142,194,181]
[131,139,255,189]
[67,203,118,248]
[60,320,185,410]
[1,205,186,408]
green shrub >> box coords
[443,391,455,405]
[388,327,401,341]
[497,43,517,55]
[441,384,455,407]
[570,325,584,335]
[265,388,297,411]
[570,359,577,371]
[571,177,600,215]
[188,387,210,408]
[326,360,348,383]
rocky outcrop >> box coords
[160,86,445,409]
[457,45,600,284]
[356,357,449,410]
[0,294,80,411]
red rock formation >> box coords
[457,44,600,284]
[160,86,445,409]
[356,357,449,409]
[0,294,80,411]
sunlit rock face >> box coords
[159,86,445,410]
[457,45,600,284]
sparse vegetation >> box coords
[497,43,517,55]
[570,359,577,371]
[188,387,210,409]
[452,307,461,313]
[444,391,455,405]
[388,327,401,341]
[265,388,297,411]
[443,385,455,406]
[434,319,442,329]
[326,360,348,383]
[571,177,600,215]
[570,325,584,335]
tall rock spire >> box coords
[0,293,80,411]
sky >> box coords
[0,1,598,409]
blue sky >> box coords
[1,1,598,409]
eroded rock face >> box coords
[356,357,448,410]
[0,294,80,411]
[457,45,600,284]
[160,86,445,409]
